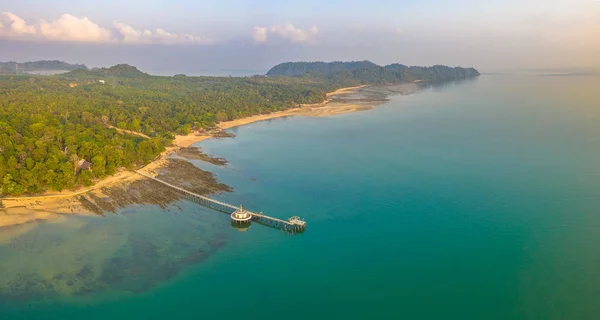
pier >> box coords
[135,171,306,233]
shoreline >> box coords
[167,85,378,148]
[0,84,403,228]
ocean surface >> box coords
[2,74,600,319]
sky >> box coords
[0,0,599,75]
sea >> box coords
[2,74,600,319]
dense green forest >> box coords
[267,61,480,85]
[0,61,479,196]
[0,64,335,195]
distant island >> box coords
[0,61,479,198]
[267,61,480,85]
[0,60,88,75]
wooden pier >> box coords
[135,171,306,233]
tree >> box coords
[91,155,106,178]
[79,170,93,187]
[60,162,75,189]
[1,174,16,195]
[70,154,79,176]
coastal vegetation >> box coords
[0,61,479,196]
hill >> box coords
[267,61,480,84]
[62,64,149,79]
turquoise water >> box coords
[3,75,600,319]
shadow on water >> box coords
[423,76,480,92]
[0,202,230,305]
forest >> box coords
[0,64,335,195]
[0,62,479,196]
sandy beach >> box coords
[168,85,381,148]
[326,85,368,97]
[0,84,408,228]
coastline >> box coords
[0,84,408,228]
[180,85,380,145]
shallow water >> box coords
[2,75,600,319]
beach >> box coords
[0,84,413,228]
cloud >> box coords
[1,12,36,35]
[114,22,213,44]
[253,26,268,43]
[253,23,319,44]
[395,28,403,36]
[0,12,213,45]
[270,24,319,43]
[39,14,112,42]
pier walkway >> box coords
[135,171,306,232]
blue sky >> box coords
[1,0,598,74]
